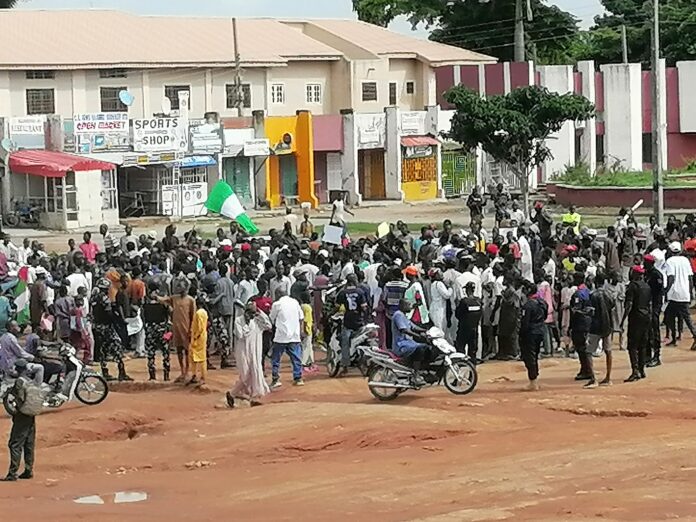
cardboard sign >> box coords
[323,224,344,245]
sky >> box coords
[17,0,605,33]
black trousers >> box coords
[520,332,544,380]
[627,318,650,375]
[7,413,35,478]
[572,331,592,376]
[457,327,478,361]
[649,308,662,360]
[666,301,696,342]
[481,325,497,359]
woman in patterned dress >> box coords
[90,278,132,381]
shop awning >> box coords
[180,155,217,168]
[401,135,440,147]
[9,150,116,178]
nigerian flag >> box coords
[205,181,259,235]
[14,266,30,326]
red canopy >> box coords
[8,150,116,178]
[401,135,440,147]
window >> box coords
[25,70,55,80]
[26,88,55,115]
[389,82,397,105]
[226,83,251,109]
[99,69,128,79]
[164,85,190,110]
[305,83,322,104]
[100,87,128,112]
[406,81,415,95]
[271,83,285,104]
[101,170,118,210]
[362,82,378,102]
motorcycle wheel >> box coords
[3,392,17,417]
[443,360,478,395]
[75,374,109,405]
[326,344,342,378]
[367,366,401,402]
[3,215,20,227]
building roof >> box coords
[295,19,496,66]
[0,10,492,70]
[0,10,342,69]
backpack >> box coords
[14,376,45,417]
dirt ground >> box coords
[2,337,696,521]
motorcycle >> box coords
[3,200,41,227]
[325,316,380,378]
[2,343,109,416]
[365,326,478,401]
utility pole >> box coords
[232,17,243,117]
[651,0,664,224]
[514,0,525,62]
[621,25,628,63]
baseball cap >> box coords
[643,254,656,263]
[631,265,645,274]
[402,265,419,276]
[565,245,578,252]
[669,241,682,253]
[485,244,499,256]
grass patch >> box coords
[553,164,696,188]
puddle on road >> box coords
[74,491,148,505]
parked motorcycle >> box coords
[3,200,41,227]
[325,316,380,377]
[2,343,109,416]
[365,327,478,401]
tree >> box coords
[0,1,19,7]
[353,0,580,64]
[444,85,594,211]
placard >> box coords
[132,117,188,152]
[322,224,344,245]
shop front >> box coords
[355,113,387,201]
[219,127,257,208]
[401,136,440,202]
[312,115,343,204]
[7,150,118,231]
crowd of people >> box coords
[0,191,693,401]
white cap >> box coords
[669,241,682,253]
[318,249,329,258]
[35,267,47,276]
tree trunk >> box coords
[512,164,531,223]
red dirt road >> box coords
[3,343,696,521]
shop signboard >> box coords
[8,116,45,150]
[73,113,130,153]
[356,113,385,150]
[401,111,427,136]
[243,138,270,157]
[189,119,224,154]
[132,117,188,153]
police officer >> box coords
[622,265,652,382]
[2,360,37,482]
[644,254,664,367]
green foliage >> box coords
[553,163,696,187]
[444,86,594,179]
[352,0,579,63]
[0,0,18,7]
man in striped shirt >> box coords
[100,224,117,255]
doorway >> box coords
[358,149,386,200]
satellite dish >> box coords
[161,97,172,115]
[0,138,15,162]
[118,90,135,107]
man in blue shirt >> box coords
[391,299,430,379]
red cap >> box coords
[241,243,251,252]
[632,265,645,274]
[486,244,499,255]
[643,254,655,263]
[402,265,419,276]
[565,244,578,252]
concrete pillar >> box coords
[600,63,642,171]
[426,105,444,198]
[340,109,361,204]
[0,72,10,118]
[503,62,512,94]
[538,65,575,183]
[421,63,437,108]
[204,69,213,113]
[384,106,403,200]
[71,71,87,114]
[577,60,597,173]
[141,70,151,117]
[252,110,267,208]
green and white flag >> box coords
[205,181,259,235]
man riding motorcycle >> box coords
[391,299,431,384]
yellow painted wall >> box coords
[264,113,317,208]
[402,154,438,202]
